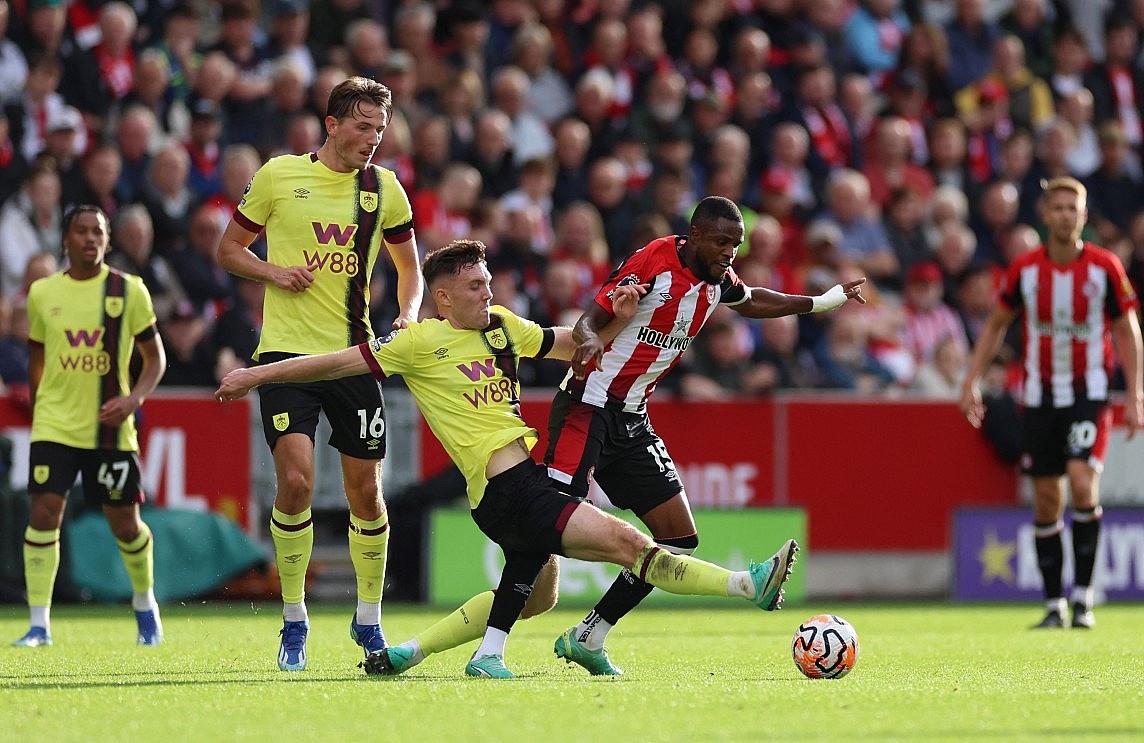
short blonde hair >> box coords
[1041,176,1087,207]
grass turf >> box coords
[2,602,1142,742]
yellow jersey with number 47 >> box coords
[234,153,414,358]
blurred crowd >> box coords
[2,0,1144,401]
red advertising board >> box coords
[418,393,1020,551]
[0,392,253,531]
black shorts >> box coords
[471,459,584,556]
[1020,401,1111,477]
[544,390,683,515]
[257,352,386,459]
[28,441,145,508]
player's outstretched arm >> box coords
[216,219,314,292]
[735,278,867,318]
[216,346,369,400]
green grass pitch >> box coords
[2,602,1142,742]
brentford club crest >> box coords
[706,284,717,302]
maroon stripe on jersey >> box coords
[347,166,379,347]
[547,400,595,478]
[358,343,388,380]
[98,270,126,450]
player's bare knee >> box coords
[656,533,699,556]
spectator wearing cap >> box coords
[901,260,969,368]
[61,1,138,126]
[41,104,84,178]
[880,70,931,163]
[955,35,1053,135]
[1084,120,1144,239]
[960,77,1010,184]
[844,0,911,90]
[185,95,225,200]
[943,0,1001,92]
[1084,14,1144,151]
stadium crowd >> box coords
[1,0,1144,402]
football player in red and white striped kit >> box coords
[546,195,866,675]
[961,176,1143,630]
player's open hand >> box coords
[215,368,259,401]
[571,337,604,381]
[274,266,314,292]
[1125,396,1143,441]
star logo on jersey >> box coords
[484,328,507,350]
[104,297,124,318]
[294,188,310,199]
[33,465,49,484]
[273,412,290,431]
[360,191,377,213]
[673,318,690,335]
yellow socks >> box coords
[348,513,389,622]
[116,522,155,595]
[271,507,314,605]
[23,527,61,609]
[417,590,495,656]
[629,543,732,597]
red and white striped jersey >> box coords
[999,242,1139,408]
[560,235,748,411]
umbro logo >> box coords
[284,554,303,564]
[434,347,449,358]
[659,292,672,301]
[366,438,381,449]
[294,188,310,199]
[360,551,383,560]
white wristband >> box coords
[810,284,848,313]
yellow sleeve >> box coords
[236,157,278,229]
[367,326,416,378]
[126,276,157,336]
[27,281,44,343]
[498,306,544,358]
[379,167,414,231]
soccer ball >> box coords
[791,614,860,679]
